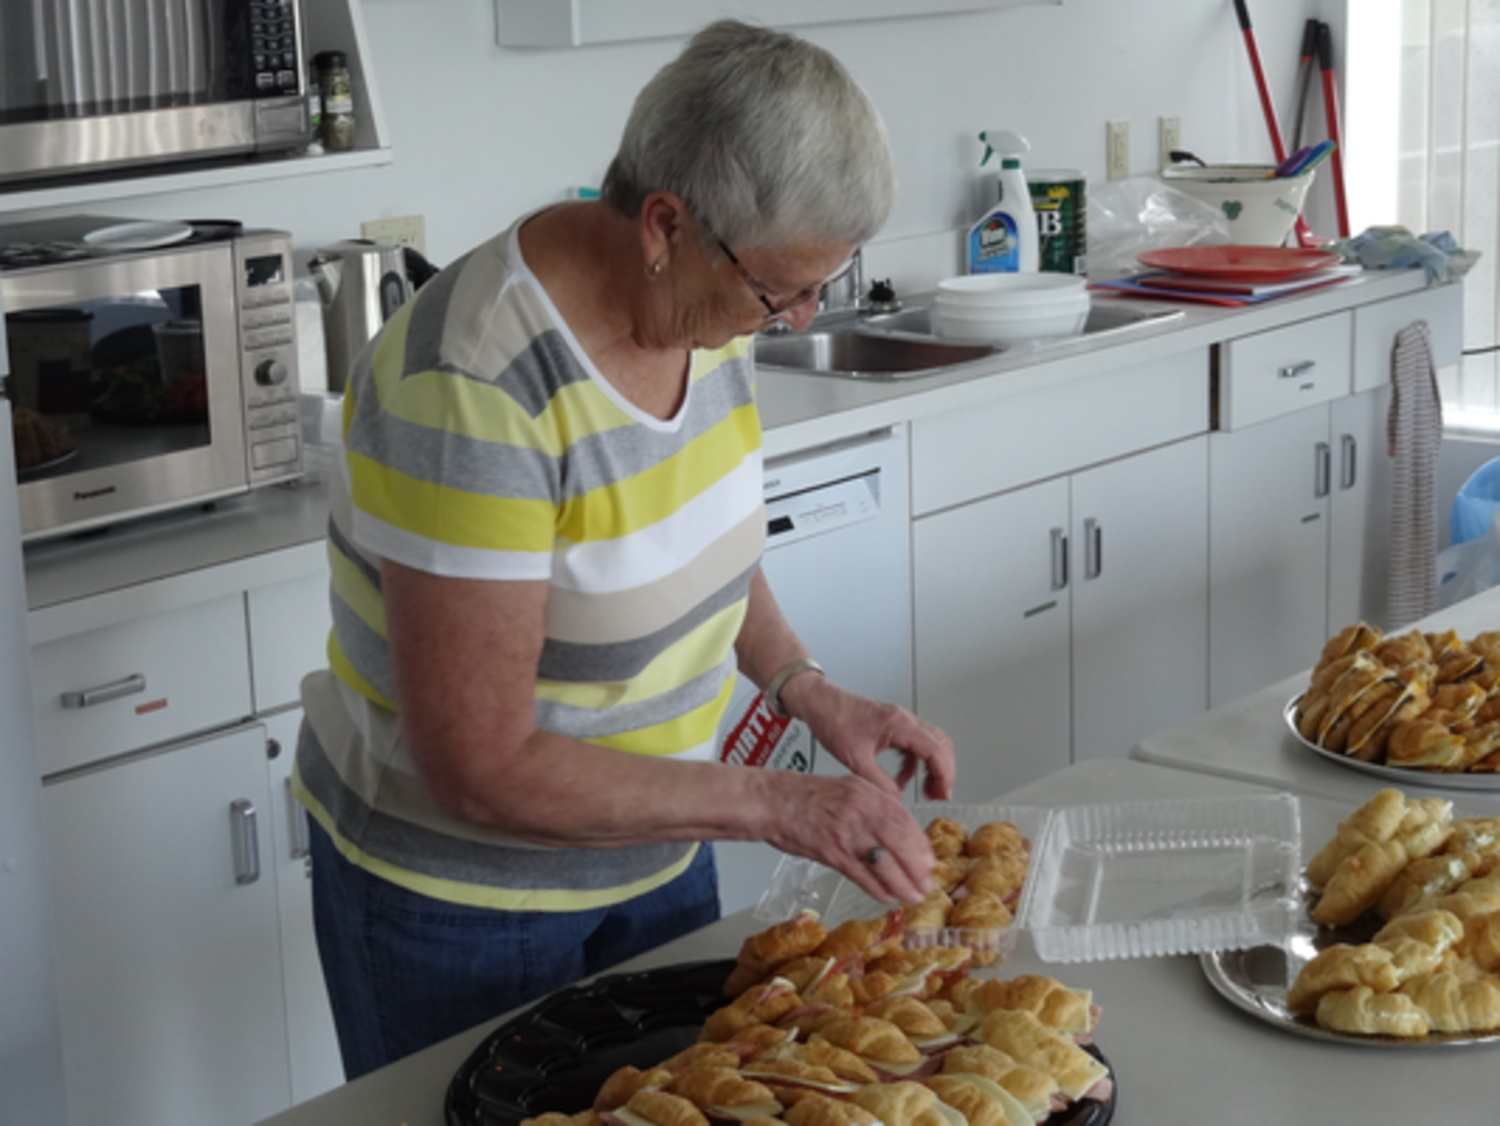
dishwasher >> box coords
[712,426,913,914]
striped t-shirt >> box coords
[294,218,766,911]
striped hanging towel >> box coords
[1387,320,1444,628]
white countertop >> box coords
[755,269,1430,458]
[1134,584,1500,814]
[22,267,1433,621]
[23,475,331,644]
[253,758,1499,1126]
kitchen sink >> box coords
[752,330,998,378]
[755,297,1184,380]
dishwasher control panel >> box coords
[765,471,879,547]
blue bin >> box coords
[1451,457,1500,546]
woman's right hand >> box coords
[762,772,935,905]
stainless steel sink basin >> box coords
[752,330,998,378]
[755,296,1184,380]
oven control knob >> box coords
[255,358,288,387]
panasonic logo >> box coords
[73,486,117,502]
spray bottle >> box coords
[967,130,1039,274]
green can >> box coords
[1029,170,1087,275]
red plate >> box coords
[1138,246,1342,281]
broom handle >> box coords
[1233,0,1288,162]
[1317,22,1351,238]
[1233,0,1318,245]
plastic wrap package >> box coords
[1438,511,1500,608]
[1086,176,1232,279]
[1333,226,1481,285]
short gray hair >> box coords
[601,20,896,251]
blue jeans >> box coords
[307,820,721,1080]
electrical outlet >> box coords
[360,215,426,256]
[1106,120,1130,181]
[1159,116,1182,171]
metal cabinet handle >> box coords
[230,799,261,886]
[1340,434,1358,490]
[60,673,146,710]
[1083,517,1103,580]
[1049,527,1069,591]
[1314,441,1332,498]
[1280,359,1317,380]
[286,777,310,861]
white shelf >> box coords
[495,0,1060,47]
[0,148,394,217]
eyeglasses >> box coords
[714,237,857,326]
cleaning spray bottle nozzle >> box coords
[977,129,1031,167]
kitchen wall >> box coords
[10,0,1324,290]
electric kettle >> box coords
[308,238,436,392]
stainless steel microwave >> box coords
[1,216,302,542]
[0,0,309,184]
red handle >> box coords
[1317,22,1350,238]
[1238,25,1287,163]
[1233,1,1318,244]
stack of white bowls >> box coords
[932,274,1090,345]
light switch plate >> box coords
[1106,120,1130,181]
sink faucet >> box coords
[818,248,865,317]
[761,250,890,337]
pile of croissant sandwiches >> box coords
[1290,787,1500,1037]
[520,818,1111,1126]
[1295,622,1500,772]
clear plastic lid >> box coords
[1025,794,1302,963]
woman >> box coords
[294,18,955,1079]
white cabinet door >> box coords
[249,570,333,714]
[265,708,345,1102]
[1071,437,1210,762]
[915,477,1071,800]
[1209,407,1333,706]
[1328,387,1393,631]
[44,725,292,1126]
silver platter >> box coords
[1283,695,1500,792]
[1201,934,1500,1048]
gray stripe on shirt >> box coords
[341,351,755,504]
[536,559,758,683]
[330,596,396,702]
[535,652,738,740]
[297,720,693,892]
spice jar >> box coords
[314,50,355,152]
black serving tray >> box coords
[445,959,1116,1126]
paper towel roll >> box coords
[294,275,329,394]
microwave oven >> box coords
[1,216,303,542]
[0,0,309,184]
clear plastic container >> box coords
[1025,794,1302,963]
[754,803,1053,967]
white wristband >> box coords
[764,658,825,719]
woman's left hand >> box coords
[779,674,956,802]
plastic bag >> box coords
[1451,457,1500,547]
[1438,507,1500,608]
[1086,176,1233,278]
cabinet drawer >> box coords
[1219,311,1352,430]
[1352,284,1464,393]
[911,349,1208,515]
[31,595,252,776]
[248,570,332,714]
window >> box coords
[1348,1,1499,432]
